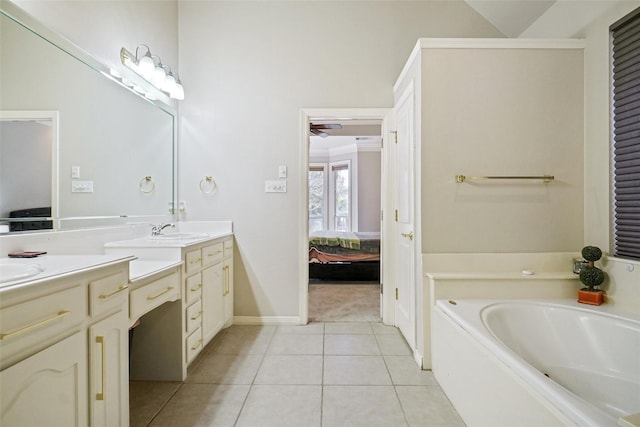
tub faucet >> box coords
[151,223,175,236]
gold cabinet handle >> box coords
[147,287,174,301]
[206,250,222,257]
[96,336,106,400]
[191,339,203,351]
[190,284,202,292]
[189,258,202,265]
[223,265,230,296]
[0,310,71,340]
[401,231,414,240]
[98,284,129,299]
[191,311,203,321]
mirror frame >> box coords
[0,1,178,232]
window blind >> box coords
[612,8,640,260]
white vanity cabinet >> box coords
[0,258,131,427]
[0,331,88,426]
[88,270,130,427]
[182,236,233,364]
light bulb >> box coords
[171,82,185,100]
[137,53,155,78]
[152,65,166,88]
[163,73,176,93]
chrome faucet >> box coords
[151,223,175,236]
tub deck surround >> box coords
[420,268,580,369]
[433,299,640,427]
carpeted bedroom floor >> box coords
[308,281,381,322]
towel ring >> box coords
[139,176,155,194]
[199,176,217,194]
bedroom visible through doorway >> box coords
[307,117,383,322]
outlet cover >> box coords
[71,180,94,193]
[265,180,287,193]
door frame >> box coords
[299,107,394,325]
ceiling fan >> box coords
[310,123,342,138]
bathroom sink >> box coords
[150,232,209,240]
[0,262,45,283]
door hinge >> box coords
[395,210,398,222]
[380,283,383,294]
[391,130,398,144]
[395,288,398,300]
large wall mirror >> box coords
[0,4,176,233]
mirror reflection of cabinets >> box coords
[0,4,176,232]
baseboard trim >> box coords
[233,315,302,326]
[413,349,424,369]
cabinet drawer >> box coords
[184,274,202,306]
[185,327,203,364]
[130,272,179,320]
[224,239,233,259]
[89,271,128,316]
[0,285,86,369]
[185,300,202,334]
[202,242,224,267]
[185,249,202,275]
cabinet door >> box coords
[201,262,224,344]
[223,258,233,327]
[89,310,129,427]
[0,331,88,427]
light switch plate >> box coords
[278,165,287,178]
[265,180,287,193]
[71,166,80,178]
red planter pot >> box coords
[577,289,604,306]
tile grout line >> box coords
[232,326,278,426]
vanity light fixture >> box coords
[120,44,184,100]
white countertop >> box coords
[104,230,232,248]
[129,259,183,282]
[0,254,135,292]
[425,271,579,280]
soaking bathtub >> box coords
[432,299,640,427]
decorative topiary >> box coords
[581,246,603,264]
[579,265,605,292]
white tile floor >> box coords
[130,322,466,427]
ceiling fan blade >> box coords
[310,128,329,138]
[320,124,342,129]
[310,123,342,130]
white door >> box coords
[393,86,416,350]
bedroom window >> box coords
[309,161,352,232]
[309,164,327,232]
[331,161,351,232]
[611,8,640,260]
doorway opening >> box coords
[299,108,392,325]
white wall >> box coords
[178,1,502,319]
[516,1,640,312]
[9,0,178,76]
[420,46,585,253]
[358,150,382,232]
